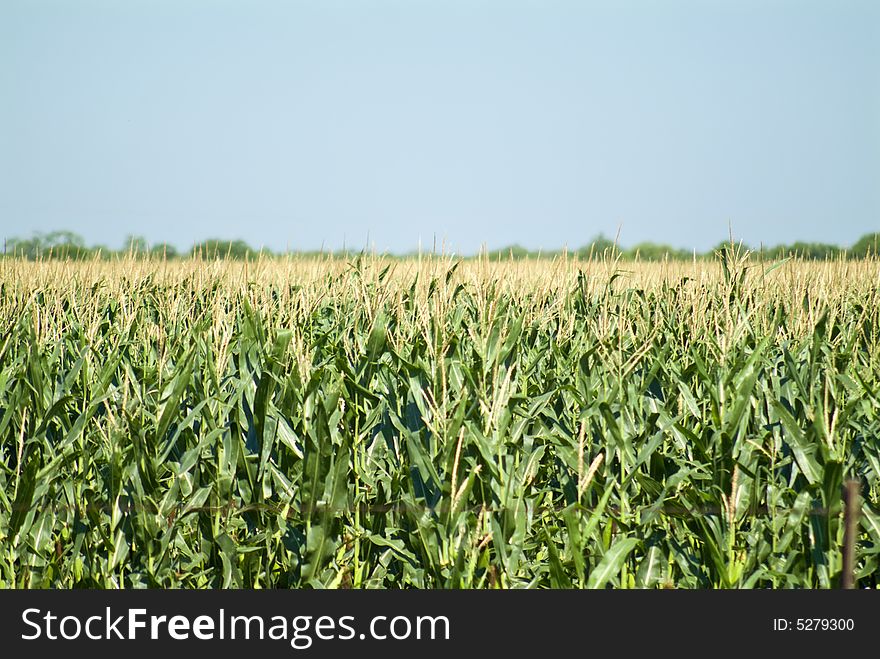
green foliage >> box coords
[4,230,880,261]
[764,242,842,260]
[486,244,535,260]
[150,243,178,258]
[191,239,264,260]
[6,231,92,260]
[627,242,692,261]
[125,235,150,255]
[850,233,880,257]
[1,255,879,588]
[574,234,619,259]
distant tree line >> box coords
[3,230,879,261]
[1,233,267,261]
[477,232,880,261]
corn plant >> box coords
[0,250,879,588]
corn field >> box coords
[1,250,880,588]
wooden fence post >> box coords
[841,479,861,589]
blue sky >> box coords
[1,0,877,254]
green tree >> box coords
[7,230,89,259]
[191,239,260,260]
[487,244,533,260]
[764,242,841,260]
[626,242,692,261]
[125,235,150,254]
[576,234,618,259]
[150,242,178,258]
[850,232,880,257]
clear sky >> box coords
[1,0,877,254]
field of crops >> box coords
[1,250,879,588]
